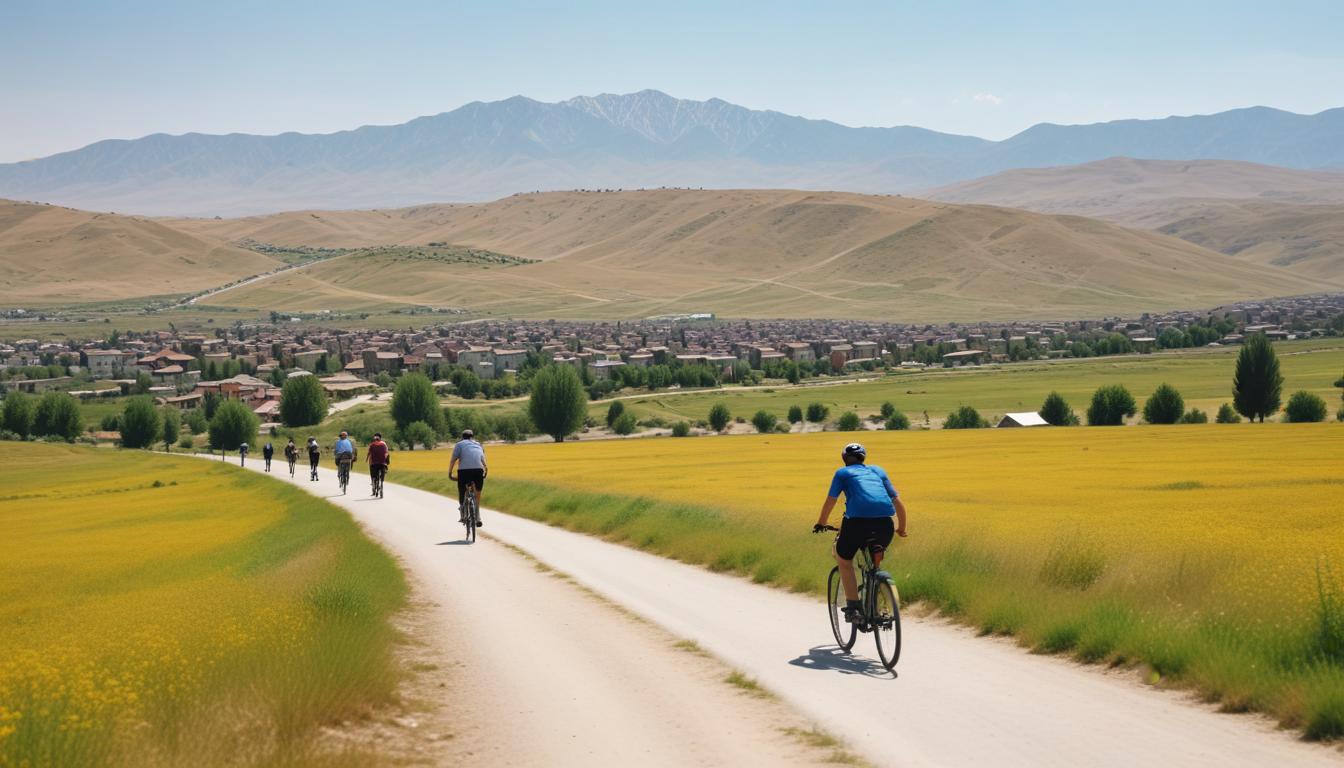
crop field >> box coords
[0,444,407,766]
[387,424,1344,738]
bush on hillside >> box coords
[100,413,122,432]
[161,409,180,451]
[751,410,778,434]
[605,400,626,428]
[33,391,84,442]
[1284,391,1327,423]
[1215,403,1241,424]
[395,420,438,450]
[391,373,442,432]
[208,400,259,451]
[185,409,208,435]
[805,402,830,423]
[944,405,988,429]
[612,412,638,435]
[1142,383,1185,425]
[1178,408,1209,424]
[671,421,691,437]
[884,411,910,431]
[880,401,896,419]
[280,375,328,427]
[2,391,35,438]
[708,403,732,432]
[837,411,862,431]
[787,405,803,424]
[120,396,162,449]
[1039,392,1079,426]
[1087,385,1136,426]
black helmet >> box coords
[842,443,867,461]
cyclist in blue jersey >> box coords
[813,443,908,624]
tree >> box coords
[884,411,910,430]
[708,403,731,432]
[280,375,328,427]
[1284,391,1327,423]
[1087,385,1137,426]
[612,412,638,435]
[202,391,221,419]
[1215,403,1241,424]
[161,408,180,452]
[787,404,804,424]
[208,400,259,451]
[268,367,286,387]
[397,420,438,450]
[528,364,587,442]
[455,370,482,399]
[606,399,626,428]
[880,401,896,419]
[33,391,84,441]
[1178,408,1209,424]
[1142,383,1185,425]
[1232,333,1283,422]
[837,411,862,431]
[185,409,208,435]
[671,421,691,437]
[805,402,830,423]
[944,405,988,429]
[391,373,442,432]
[133,371,153,395]
[119,396,162,449]
[1038,392,1079,426]
[751,410,777,433]
[2,391,35,438]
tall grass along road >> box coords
[270,461,1336,766]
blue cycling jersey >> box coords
[827,464,898,518]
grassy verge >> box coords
[0,443,408,766]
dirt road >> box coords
[239,463,1342,767]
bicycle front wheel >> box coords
[827,567,857,651]
[873,579,902,670]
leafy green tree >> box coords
[391,373,442,432]
[612,412,638,435]
[1215,403,1241,424]
[280,374,328,427]
[161,408,180,451]
[751,410,777,433]
[100,413,122,431]
[202,390,221,419]
[208,400,259,451]
[1233,334,1283,422]
[944,405,988,429]
[178,433,195,450]
[1284,391,1327,423]
[837,411,862,431]
[805,402,829,423]
[33,391,84,441]
[133,371,153,395]
[1142,383,1185,425]
[2,391,35,438]
[671,421,691,437]
[455,370,482,399]
[396,420,438,450]
[1087,385,1137,426]
[884,411,911,430]
[1178,408,1209,424]
[119,396,162,449]
[528,365,586,442]
[606,399,626,428]
[787,404,804,424]
[708,403,731,432]
[185,409,208,435]
[1038,392,1079,426]
[880,401,896,419]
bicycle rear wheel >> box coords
[827,567,857,651]
[873,579,902,670]
[463,490,477,543]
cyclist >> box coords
[262,441,274,472]
[239,442,249,467]
[284,438,298,475]
[306,436,321,481]
[448,429,487,526]
[366,432,390,495]
[812,443,908,624]
[334,431,356,492]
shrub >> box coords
[708,403,731,432]
[671,421,691,437]
[1143,383,1185,424]
[280,374,328,427]
[177,434,195,450]
[880,401,896,419]
[2,391,35,438]
[33,391,84,441]
[787,404,803,424]
[1284,391,1328,423]
[1178,408,1208,424]
[1233,333,1283,422]
[605,400,626,428]
[528,364,586,442]
[944,405,988,429]
[397,420,438,450]
[884,411,910,430]
[612,412,638,435]
[208,400,259,451]
[751,410,777,433]
[184,409,208,435]
[1215,403,1241,424]
[391,373,442,432]
[805,402,829,422]
[120,396,162,449]
[837,411,862,431]
[100,413,122,432]
[1039,392,1079,426]
[1087,385,1136,426]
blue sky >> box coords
[2,0,1341,162]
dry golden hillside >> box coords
[0,200,279,305]
[194,189,1332,321]
[1154,200,1344,280]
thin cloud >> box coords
[972,93,1004,106]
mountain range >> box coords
[2,91,1342,216]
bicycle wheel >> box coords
[873,579,902,671]
[463,490,476,543]
[827,567,858,651]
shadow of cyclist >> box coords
[787,645,895,679]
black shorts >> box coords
[371,464,387,481]
[457,468,486,496]
[835,517,894,560]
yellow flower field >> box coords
[388,423,1344,737]
[0,444,406,766]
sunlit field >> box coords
[0,444,407,766]
[388,424,1344,738]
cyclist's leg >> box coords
[456,475,467,520]
[833,519,868,602]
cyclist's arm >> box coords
[448,456,458,479]
[815,495,839,528]
[893,498,908,537]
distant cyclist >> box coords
[333,431,356,491]
[262,441,274,472]
[812,443,908,624]
[239,442,249,467]
[366,432,390,495]
[307,436,321,481]
[284,438,298,476]
[448,429,487,526]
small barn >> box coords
[998,412,1050,428]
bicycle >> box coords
[288,456,296,478]
[817,524,902,671]
[337,458,351,495]
[457,479,479,543]
[370,465,385,498]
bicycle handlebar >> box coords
[812,524,839,533]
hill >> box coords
[190,189,1332,321]
[1153,201,1344,280]
[1,92,1341,216]
[0,200,279,305]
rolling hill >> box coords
[183,189,1333,321]
[0,200,279,305]
[2,92,1341,216]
